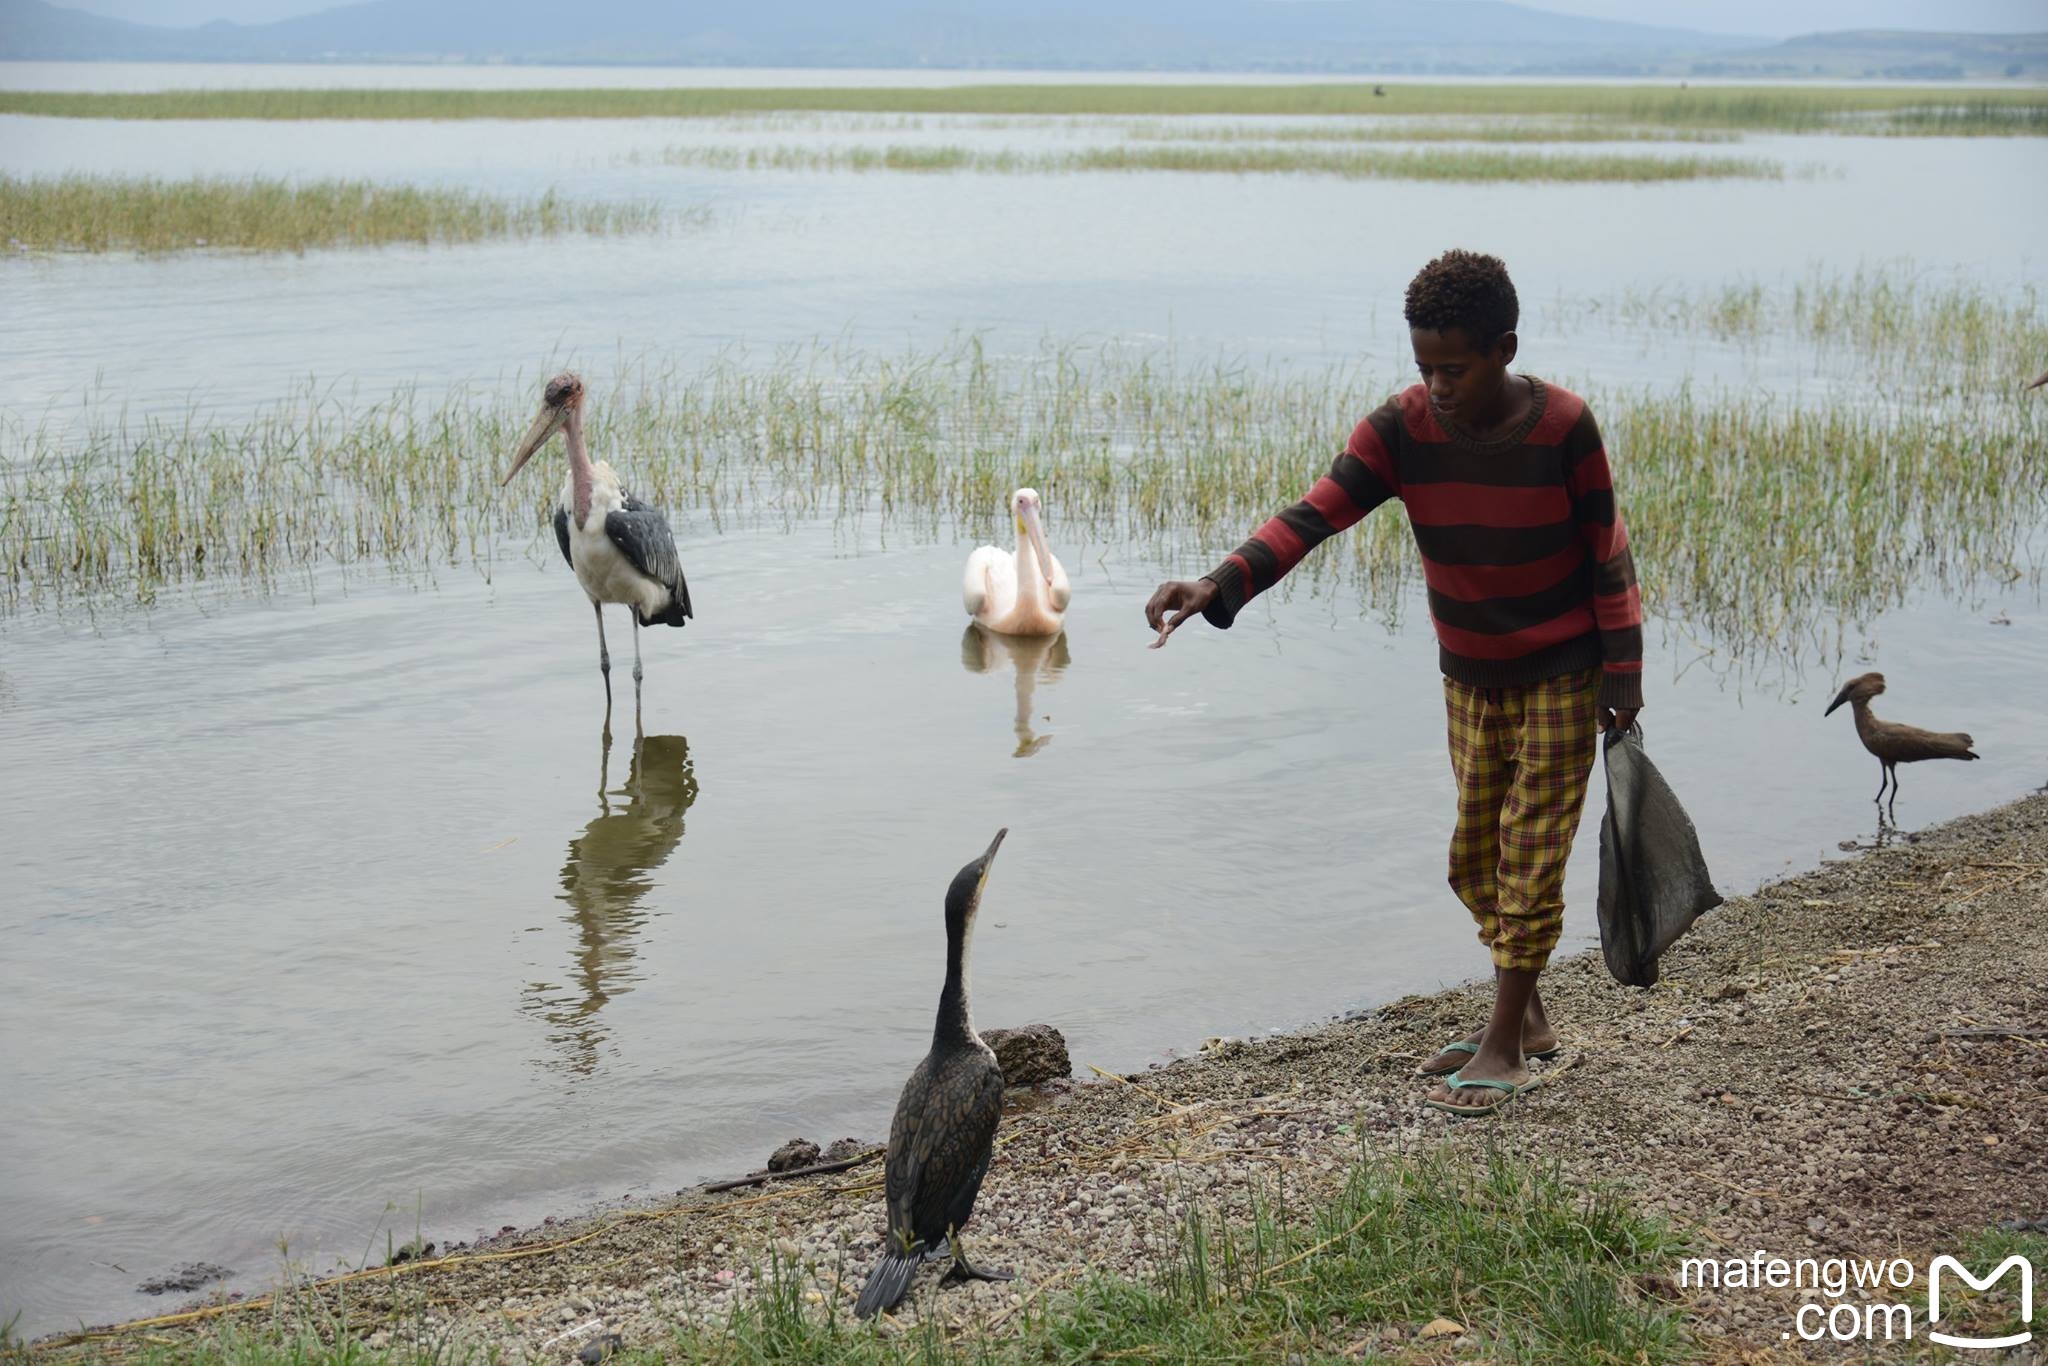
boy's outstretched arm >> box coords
[1145,415,1399,647]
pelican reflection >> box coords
[523,730,699,1076]
[961,624,1071,758]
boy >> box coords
[1144,250,1642,1116]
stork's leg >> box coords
[632,615,644,686]
[592,600,613,731]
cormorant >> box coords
[854,828,1014,1318]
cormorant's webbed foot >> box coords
[939,1233,1014,1285]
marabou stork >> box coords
[502,373,692,726]
[963,488,1070,637]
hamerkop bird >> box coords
[1824,672,1979,812]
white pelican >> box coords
[501,372,692,723]
[963,488,1069,637]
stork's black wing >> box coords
[552,507,573,569]
[605,495,692,619]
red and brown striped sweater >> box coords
[1201,378,1645,711]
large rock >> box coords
[982,1024,1071,1085]
[766,1138,820,1172]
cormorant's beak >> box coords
[978,827,1008,883]
[1823,682,1852,717]
[501,404,564,486]
[1020,503,1054,586]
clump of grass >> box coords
[652,142,1780,182]
[1123,117,1742,144]
[2,82,2044,132]
[1876,101,2048,136]
[1601,266,2048,390]
[70,1146,1688,1362]
[5,307,2042,676]
[0,174,665,254]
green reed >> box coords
[1121,118,1741,144]
[5,329,2042,673]
[0,174,665,254]
[651,142,1779,182]
[3,83,2043,133]
[1597,267,2048,391]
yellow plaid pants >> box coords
[1443,667,1601,973]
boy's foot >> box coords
[1415,1026,1560,1077]
[1423,1066,1542,1117]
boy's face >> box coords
[1409,326,1518,421]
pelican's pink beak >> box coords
[501,404,565,486]
[1020,501,1055,586]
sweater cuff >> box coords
[1598,669,1644,712]
[1200,563,1248,630]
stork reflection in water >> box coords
[960,624,1070,758]
[501,372,693,736]
[523,729,699,1077]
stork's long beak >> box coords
[1823,683,1853,716]
[1020,503,1055,587]
[501,405,564,486]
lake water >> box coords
[2,65,2045,1338]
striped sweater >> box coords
[1202,377,1645,711]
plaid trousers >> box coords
[1443,667,1601,973]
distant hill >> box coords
[1,0,2041,79]
[1,0,1757,72]
[1691,28,2048,80]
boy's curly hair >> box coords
[1404,250,1519,348]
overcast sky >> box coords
[55,0,2048,39]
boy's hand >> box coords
[1144,578,1218,648]
[1600,706,1638,733]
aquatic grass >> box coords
[60,1145,1688,1362]
[1597,267,2048,391]
[0,174,665,254]
[5,322,2043,676]
[651,142,1781,182]
[1874,101,2048,136]
[2,82,2044,133]
[1122,117,1743,144]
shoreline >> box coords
[36,792,2048,1358]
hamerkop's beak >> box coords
[1823,682,1854,717]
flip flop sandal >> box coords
[1414,1040,1562,1077]
[1423,1070,1544,1118]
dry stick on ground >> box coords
[700,1148,884,1193]
[1938,1026,2048,1042]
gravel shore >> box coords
[56,795,2048,1359]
